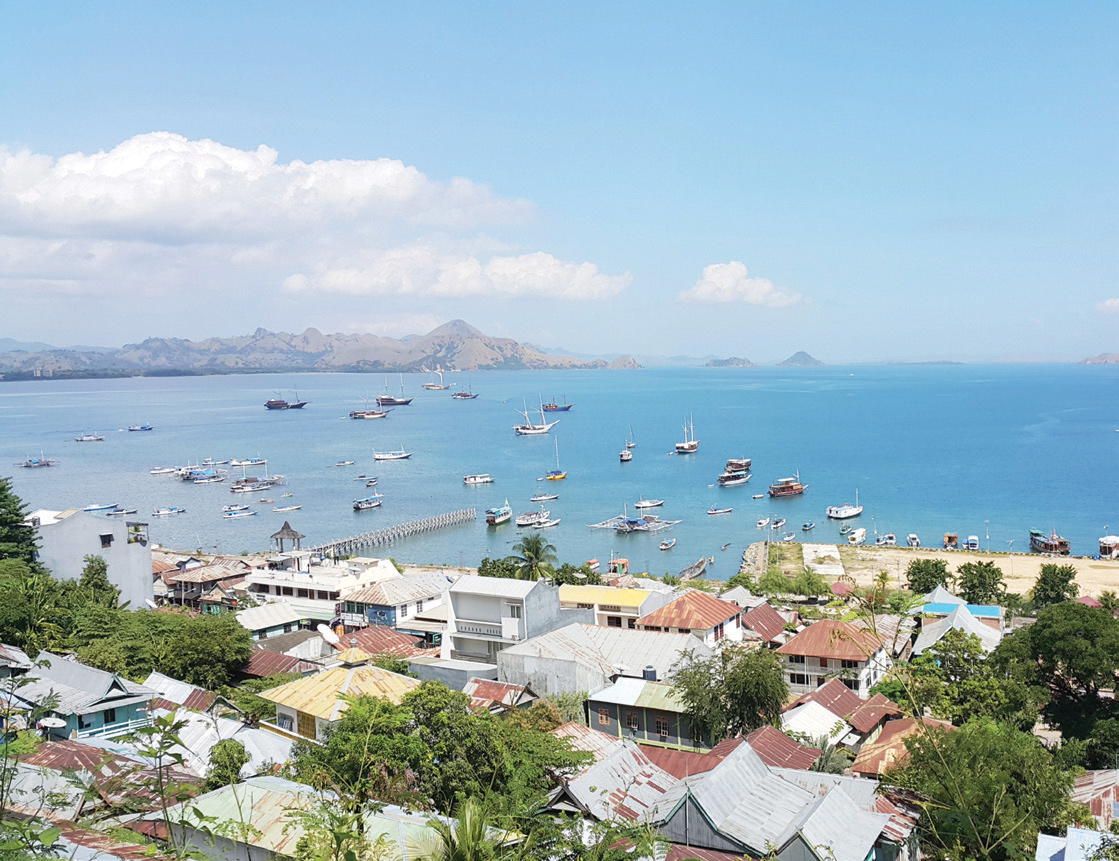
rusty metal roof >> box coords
[776,619,884,660]
[789,679,899,734]
[745,725,821,770]
[742,602,786,643]
[851,717,954,776]
[343,625,426,657]
[241,646,319,678]
[258,663,420,721]
[635,590,741,632]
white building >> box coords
[27,509,153,608]
[775,619,891,698]
[244,552,399,622]
[339,568,458,630]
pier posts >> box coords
[307,508,476,556]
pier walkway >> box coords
[307,508,476,556]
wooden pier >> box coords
[308,508,476,556]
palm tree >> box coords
[505,534,558,582]
[426,798,509,860]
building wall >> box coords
[585,699,700,750]
[64,702,151,739]
[496,652,609,698]
[783,647,891,698]
[34,512,153,608]
[659,797,745,854]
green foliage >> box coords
[672,644,787,745]
[504,535,558,582]
[1084,718,1119,771]
[905,558,952,594]
[205,739,250,791]
[228,672,302,721]
[0,478,39,565]
[807,736,851,773]
[369,655,415,676]
[790,569,828,596]
[886,718,1084,861]
[0,560,71,656]
[78,555,121,608]
[550,563,602,586]
[544,691,587,724]
[724,570,757,592]
[955,560,1005,605]
[477,557,519,579]
[1031,563,1079,609]
[755,568,796,595]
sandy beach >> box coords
[746,541,1119,599]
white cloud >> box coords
[677,261,804,307]
[1097,298,1119,314]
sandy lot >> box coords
[744,541,1119,598]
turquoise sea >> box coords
[1,365,1117,580]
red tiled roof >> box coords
[852,717,953,776]
[741,603,786,643]
[342,625,427,658]
[776,619,884,661]
[635,590,741,632]
[745,725,821,770]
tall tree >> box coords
[956,560,1005,605]
[905,558,952,594]
[672,644,787,745]
[0,478,38,565]
[78,555,121,609]
[505,534,558,582]
[1031,563,1079,609]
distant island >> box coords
[1081,353,1119,365]
[0,320,642,380]
[778,351,824,367]
[704,357,755,368]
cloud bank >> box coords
[0,132,629,315]
[1097,298,1119,314]
[678,261,804,307]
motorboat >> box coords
[532,518,561,529]
[127,425,154,431]
[463,474,494,485]
[964,535,980,551]
[708,505,732,516]
[222,504,250,513]
[848,528,866,545]
[365,479,379,487]
[620,448,632,462]
[802,522,815,531]
[231,458,267,468]
[768,471,807,497]
[757,517,770,528]
[273,505,302,512]
[772,518,787,529]
[353,495,384,511]
[150,466,178,475]
[485,500,513,526]
[782,532,797,542]
[75,433,105,442]
[907,533,921,548]
[83,503,118,512]
[675,416,699,454]
[585,559,600,572]
[752,494,764,499]
[826,489,863,519]
[334,460,355,467]
[875,533,897,546]
[659,538,676,551]
[373,448,412,461]
[515,506,551,527]
[222,509,256,519]
[530,492,558,502]
[717,471,751,487]
[152,507,186,516]
[839,525,852,535]
[634,497,664,509]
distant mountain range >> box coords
[0,321,640,377]
[1081,353,1119,365]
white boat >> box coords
[334,460,355,467]
[626,427,636,449]
[193,474,225,484]
[757,517,770,528]
[349,407,390,420]
[530,492,558,502]
[353,495,383,511]
[675,416,699,454]
[422,370,453,390]
[222,509,256,519]
[515,506,550,527]
[222,504,250,513]
[753,493,764,499]
[826,489,863,520]
[127,424,154,432]
[907,533,921,548]
[83,503,118,512]
[708,505,732,516]
[717,471,751,487]
[152,507,187,516]
[149,466,178,475]
[463,474,494,485]
[75,433,105,442]
[634,497,664,509]
[659,538,676,551]
[772,518,786,529]
[486,500,512,525]
[19,454,57,468]
[724,458,752,472]
[231,458,266,468]
[848,528,867,545]
[620,448,632,462]
[875,533,897,547]
[514,399,559,436]
[273,505,302,512]
[373,448,412,461]
[532,518,561,529]
[782,532,797,542]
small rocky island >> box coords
[704,357,755,368]
[778,351,824,367]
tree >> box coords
[886,718,1086,861]
[905,558,952,594]
[78,555,121,609]
[0,478,39,565]
[504,534,557,582]
[205,739,249,791]
[672,644,787,745]
[1031,563,1079,609]
[956,560,1005,605]
[477,557,519,579]
[550,563,602,586]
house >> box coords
[776,619,891,697]
[235,602,310,640]
[640,730,820,777]
[149,707,294,779]
[740,602,789,647]
[257,647,420,741]
[558,583,674,628]
[586,677,700,750]
[781,701,853,747]
[441,575,593,663]
[1070,770,1119,832]
[244,552,399,623]
[718,586,768,611]
[634,590,744,647]
[14,652,155,740]
[142,671,217,713]
[240,646,320,680]
[496,623,712,697]
[26,508,153,608]
[342,625,427,658]
[161,559,252,608]
[0,643,32,678]
[339,569,455,630]
[787,678,901,750]
[911,603,1003,656]
[462,677,538,713]
[916,585,1004,633]
[852,717,955,777]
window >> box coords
[103,707,117,724]
[841,659,860,670]
[607,616,622,628]
[99,533,113,548]
[655,716,670,737]
[598,708,610,726]
[297,589,309,598]
[416,599,424,613]
[626,711,640,731]
[714,622,725,641]
[282,587,294,596]
[788,654,806,664]
[318,591,331,601]
[276,713,294,731]
[576,603,594,609]
[507,603,522,619]
[790,673,809,686]
[841,678,860,691]
[79,714,94,730]
[627,619,636,629]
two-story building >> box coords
[633,590,744,648]
[245,553,398,622]
[339,569,457,630]
[26,509,153,608]
[585,677,702,750]
[441,575,593,663]
[775,619,890,698]
[557,584,674,629]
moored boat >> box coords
[373,448,412,461]
[530,492,558,502]
[724,458,752,472]
[541,395,574,412]
[620,448,632,462]
[542,438,566,480]
[222,504,250,513]
[19,454,57,468]
[848,527,866,545]
[757,517,770,528]
[679,557,707,581]
[422,370,452,390]
[463,474,494,485]
[634,497,664,509]
[532,518,561,529]
[353,495,383,511]
[265,392,307,410]
[826,489,863,519]
[1029,528,1070,555]
[515,506,550,527]
[222,509,256,519]
[907,534,921,548]
[768,471,806,497]
[451,388,478,399]
[772,518,786,529]
[675,416,699,454]
[350,408,390,419]
[75,433,105,442]
[273,505,302,512]
[717,471,751,487]
[782,532,797,542]
[152,506,186,516]
[84,503,118,512]
[127,424,154,431]
[660,538,676,550]
[377,377,413,406]
[802,522,815,531]
[708,505,732,515]
[486,500,513,525]
[514,399,559,436]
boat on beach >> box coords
[907,533,921,548]
[373,448,412,461]
[768,471,806,497]
[486,500,512,525]
[826,489,863,519]
[353,495,384,511]
[1029,528,1070,555]
[463,474,494,485]
[675,416,699,454]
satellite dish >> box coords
[144,599,158,609]
[317,623,341,645]
[39,717,67,729]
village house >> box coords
[785,678,901,751]
[633,590,745,648]
[740,601,790,647]
[235,602,310,640]
[916,584,1004,633]
[586,676,700,749]
[911,602,1003,656]
[26,508,153,608]
[338,568,456,630]
[245,551,399,623]
[776,619,891,698]
[557,583,674,628]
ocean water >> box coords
[1,365,1117,580]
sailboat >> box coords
[377,375,413,406]
[542,437,566,481]
[422,369,453,390]
[626,426,636,449]
[514,398,559,435]
[675,415,699,454]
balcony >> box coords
[453,617,524,641]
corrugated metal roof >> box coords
[851,717,954,776]
[558,584,652,609]
[21,652,155,716]
[236,602,308,631]
[344,625,427,657]
[550,721,627,765]
[792,786,892,861]
[450,574,538,598]
[588,678,687,714]
[564,742,681,822]
[719,586,768,609]
[636,590,740,632]
[1072,770,1119,831]
[582,624,713,678]
[0,643,31,670]
[745,726,821,770]
[152,707,294,778]
[742,603,786,643]
[462,678,534,710]
[912,604,1002,655]
[241,647,319,678]
[259,664,420,721]
[780,702,852,746]
[789,679,899,734]
[776,620,884,661]
[342,570,453,605]
[142,671,217,712]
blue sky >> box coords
[1,2,1115,362]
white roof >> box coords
[450,574,538,599]
[921,584,966,606]
[912,604,1002,656]
[236,602,307,632]
[781,701,853,746]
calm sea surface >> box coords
[2,365,1117,580]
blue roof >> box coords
[921,602,1000,618]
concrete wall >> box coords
[34,512,153,608]
[496,652,609,698]
[409,659,497,689]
